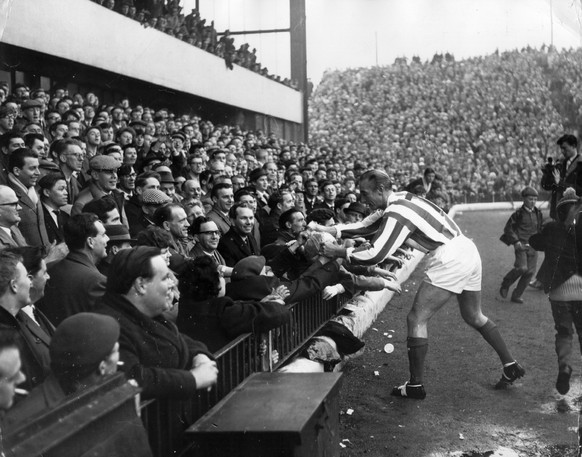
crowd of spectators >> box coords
[90,0,299,89]
[0,75,405,453]
[2,43,582,452]
[309,46,579,204]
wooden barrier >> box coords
[5,373,151,457]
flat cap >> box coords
[142,188,172,205]
[521,186,538,198]
[171,131,187,142]
[90,154,121,171]
[50,313,119,373]
[21,99,43,110]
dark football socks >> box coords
[407,337,428,385]
[477,319,513,364]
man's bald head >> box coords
[0,185,17,204]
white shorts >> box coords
[424,235,482,294]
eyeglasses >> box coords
[199,230,220,236]
[0,201,19,207]
[121,173,137,178]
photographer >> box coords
[541,134,582,219]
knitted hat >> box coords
[232,255,265,280]
[50,313,119,374]
[521,186,538,198]
[557,187,579,209]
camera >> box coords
[543,157,554,174]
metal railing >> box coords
[140,293,350,457]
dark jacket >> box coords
[177,296,292,353]
[5,373,65,431]
[541,154,582,219]
[217,227,260,267]
[189,243,227,266]
[40,250,106,325]
[42,204,69,244]
[262,231,312,280]
[258,209,281,248]
[0,307,53,391]
[96,292,213,400]
[529,218,582,292]
[500,205,543,246]
[124,194,141,231]
[128,212,154,238]
[226,260,341,304]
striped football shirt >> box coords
[337,192,462,265]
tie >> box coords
[67,180,73,204]
[54,209,60,227]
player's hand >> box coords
[321,242,345,259]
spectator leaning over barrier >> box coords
[311,169,525,399]
[176,255,291,353]
[95,246,218,400]
[541,134,582,220]
[499,186,543,304]
[261,209,310,281]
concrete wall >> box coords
[0,0,303,124]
